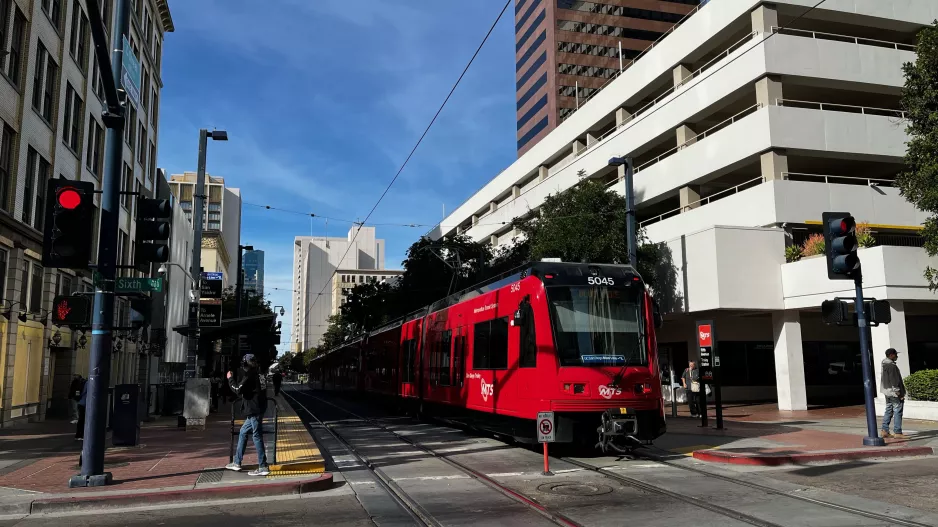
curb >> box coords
[26,473,334,514]
[692,447,935,466]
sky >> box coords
[156,0,519,354]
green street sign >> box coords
[115,277,163,293]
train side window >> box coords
[519,304,537,368]
[440,330,452,386]
[401,339,415,383]
[490,317,509,369]
[473,321,492,369]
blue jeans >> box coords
[882,396,904,434]
[234,415,268,468]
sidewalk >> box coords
[656,402,938,465]
[0,393,331,515]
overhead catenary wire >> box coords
[299,0,514,334]
[428,0,833,238]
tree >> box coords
[898,21,938,291]
[395,235,493,314]
[341,280,398,332]
[320,313,353,351]
[509,179,682,311]
[221,286,273,319]
[277,352,293,372]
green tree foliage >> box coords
[898,21,938,290]
[221,286,273,319]
[395,235,493,314]
[341,280,398,332]
[320,313,353,350]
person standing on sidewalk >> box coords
[68,375,83,424]
[225,354,270,476]
[681,361,700,418]
[272,371,282,396]
[75,379,88,440]
[881,348,907,439]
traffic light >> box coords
[135,197,172,271]
[42,179,95,269]
[866,299,892,325]
[51,295,92,327]
[821,299,849,325]
[130,297,152,328]
[822,212,860,280]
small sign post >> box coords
[537,411,555,476]
[696,320,723,430]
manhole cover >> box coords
[537,482,614,496]
[196,469,224,484]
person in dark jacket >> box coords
[68,375,83,424]
[881,348,907,439]
[272,371,282,396]
[681,361,700,418]
[225,354,269,476]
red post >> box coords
[542,442,552,475]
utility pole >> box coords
[608,157,638,268]
[69,0,130,488]
[185,131,209,379]
[855,272,885,446]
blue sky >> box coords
[156,0,519,352]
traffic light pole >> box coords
[69,0,131,488]
[624,158,637,268]
[184,131,209,379]
[854,272,886,447]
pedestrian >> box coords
[75,379,88,440]
[881,348,907,439]
[682,360,700,418]
[225,354,270,476]
[68,375,83,424]
[272,371,282,396]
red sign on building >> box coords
[697,324,712,348]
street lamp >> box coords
[274,305,285,317]
[185,128,228,381]
[608,156,637,268]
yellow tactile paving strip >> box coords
[270,396,325,476]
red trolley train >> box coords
[309,261,666,452]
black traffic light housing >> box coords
[42,179,96,269]
[821,298,891,327]
[822,212,860,280]
[135,197,172,271]
[821,299,849,325]
[51,295,92,327]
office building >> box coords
[243,249,264,298]
[330,269,403,317]
[0,0,173,424]
[514,0,699,155]
[434,0,938,418]
[168,172,241,287]
[293,226,393,351]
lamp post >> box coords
[608,156,637,268]
[185,129,228,380]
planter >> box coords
[876,398,938,422]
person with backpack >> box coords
[225,354,270,476]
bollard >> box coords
[542,442,553,476]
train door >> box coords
[513,295,541,413]
[452,326,468,403]
[469,315,507,414]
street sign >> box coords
[199,300,222,327]
[695,319,723,429]
[537,411,555,443]
[200,272,223,299]
[121,36,141,109]
[115,276,163,293]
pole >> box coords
[185,130,209,379]
[619,41,623,72]
[575,81,579,109]
[855,273,885,446]
[69,0,130,488]
[624,157,637,268]
[542,442,551,476]
[669,366,678,418]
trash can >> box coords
[113,384,140,446]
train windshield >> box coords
[547,286,646,367]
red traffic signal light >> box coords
[51,295,91,327]
[822,212,861,280]
[57,188,82,210]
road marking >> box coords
[393,474,472,482]
[148,450,173,472]
[669,444,718,456]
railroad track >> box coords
[286,389,934,527]
[283,389,581,527]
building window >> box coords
[23,148,51,229]
[558,62,619,80]
[91,58,104,100]
[0,123,14,212]
[154,39,161,70]
[148,141,156,184]
[124,105,136,149]
[5,7,26,86]
[100,0,112,33]
[41,0,62,31]
[63,83,83,152]
[32,42,58,124]
[141,67,149,114]
[69,0,89,71]
[0,0,8,68]
[207,221,220,230]
[558,84,599,99]
[116,230,127,276]
[18,260,44,314]
[137,121,146,164]
[557,40,642,60]
[86,116,103,177]
[122,163,132,209]
[59,273,72,295]
[150,87,158,125]
[557,1,686,24]
[556,19,664,42]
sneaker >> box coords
[248,467,270,477]
[225,463,242,472]
[70,420,78,424]
[893,433,909,439]
[882,431,893,439]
